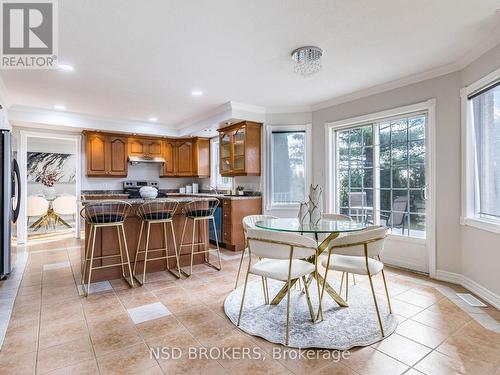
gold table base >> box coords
[269,232,348,312]
[29,208,72,231]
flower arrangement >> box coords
[35,170,61,187]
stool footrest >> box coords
[179,242,205,247]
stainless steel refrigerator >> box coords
[1,123,21,279]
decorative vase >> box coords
[43,186,56,200]
[297,202,309,225]
[308,184,323,226]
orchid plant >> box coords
[35,170,61,187]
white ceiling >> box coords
[1,0,500,129]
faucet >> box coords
[209,186,218,195]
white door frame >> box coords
[18,130,82,244]
[324,99,437,277]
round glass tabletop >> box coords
[255,218,367,234]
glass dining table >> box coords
[255,218,367,308]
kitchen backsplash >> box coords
[81,163,209,191]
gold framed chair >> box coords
[178,198,221,276]
[235,214,278,292]
[319,226,391,336]
[133,199,182,284]
[238,227,319,346]
[321,213,357,293]
[80,200,134,297]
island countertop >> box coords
[81,197,213,283]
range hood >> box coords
[128,155,165,165]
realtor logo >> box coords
[0,0,58,69]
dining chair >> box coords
[238,227,319,345]
[235,214,278,291]
[319,213,357,290]
[319,226,390,335]
[52,195,77,227]
[27,195,49,228]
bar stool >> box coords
[179,198,221,276]
[80,200,134,297]
[133,199,182,284]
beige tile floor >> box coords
[0,235,499,375]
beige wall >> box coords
[309,42,500,299]
[459,43,500,297]
[312,72,463,274]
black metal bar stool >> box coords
[178,198,221,276]
[80,200,134,296]
[133,199,182,284]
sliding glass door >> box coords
[335,112,427,239]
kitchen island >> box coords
[80,197,212,282]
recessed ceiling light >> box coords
[191,90,203,96]
[54,104,66,110]
[57,64,74,72]
[148,117,158,122]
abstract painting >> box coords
[27,152,76,183]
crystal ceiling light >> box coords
[291,46,323,77]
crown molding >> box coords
[311,61,462,111]
[7,105,180,136]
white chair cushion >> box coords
[250,259,315,281]
[322,254,383,276]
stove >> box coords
[123,180,167,199]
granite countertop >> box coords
[79,197,196,204]
[80,192,262,201]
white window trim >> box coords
[324,99,436,277]
[265,124,312,211]
[210,137,232,190]
[460,67,500,234]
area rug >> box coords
[224,279,398,349]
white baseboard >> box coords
[382,256,427,274]
[435,270,500,310]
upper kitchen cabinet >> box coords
[175,140,193,176]
[85,132,128,177]
[192,137,210,177]
[128,137,162,158]
[217,121,261,176]
[160,137,210,177]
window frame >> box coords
[461,67,500,234]
[210,137,232,190]
[265,124,312,211]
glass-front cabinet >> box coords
[217,121,262,176]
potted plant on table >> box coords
[36,170,61,200]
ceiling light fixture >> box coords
[291,46,323,77]
[57,64,74,72]
[54,104,66,110]
[148,117,158,122]
[191,90,203,96]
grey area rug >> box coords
[224,279,398,349]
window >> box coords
[210,138,232,189]
[267,125,311,208]
[335,112,427,238]
[463,74,500,231]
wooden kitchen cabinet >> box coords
[175,140,193,176]
[222,197,262,251]
[128,137,162,158]
[217,121,261,176]
[85,132,128,177]
[160,137,210,177]
[161,140,176,176]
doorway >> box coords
[325,100,436,276]
[17,131,81,244]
